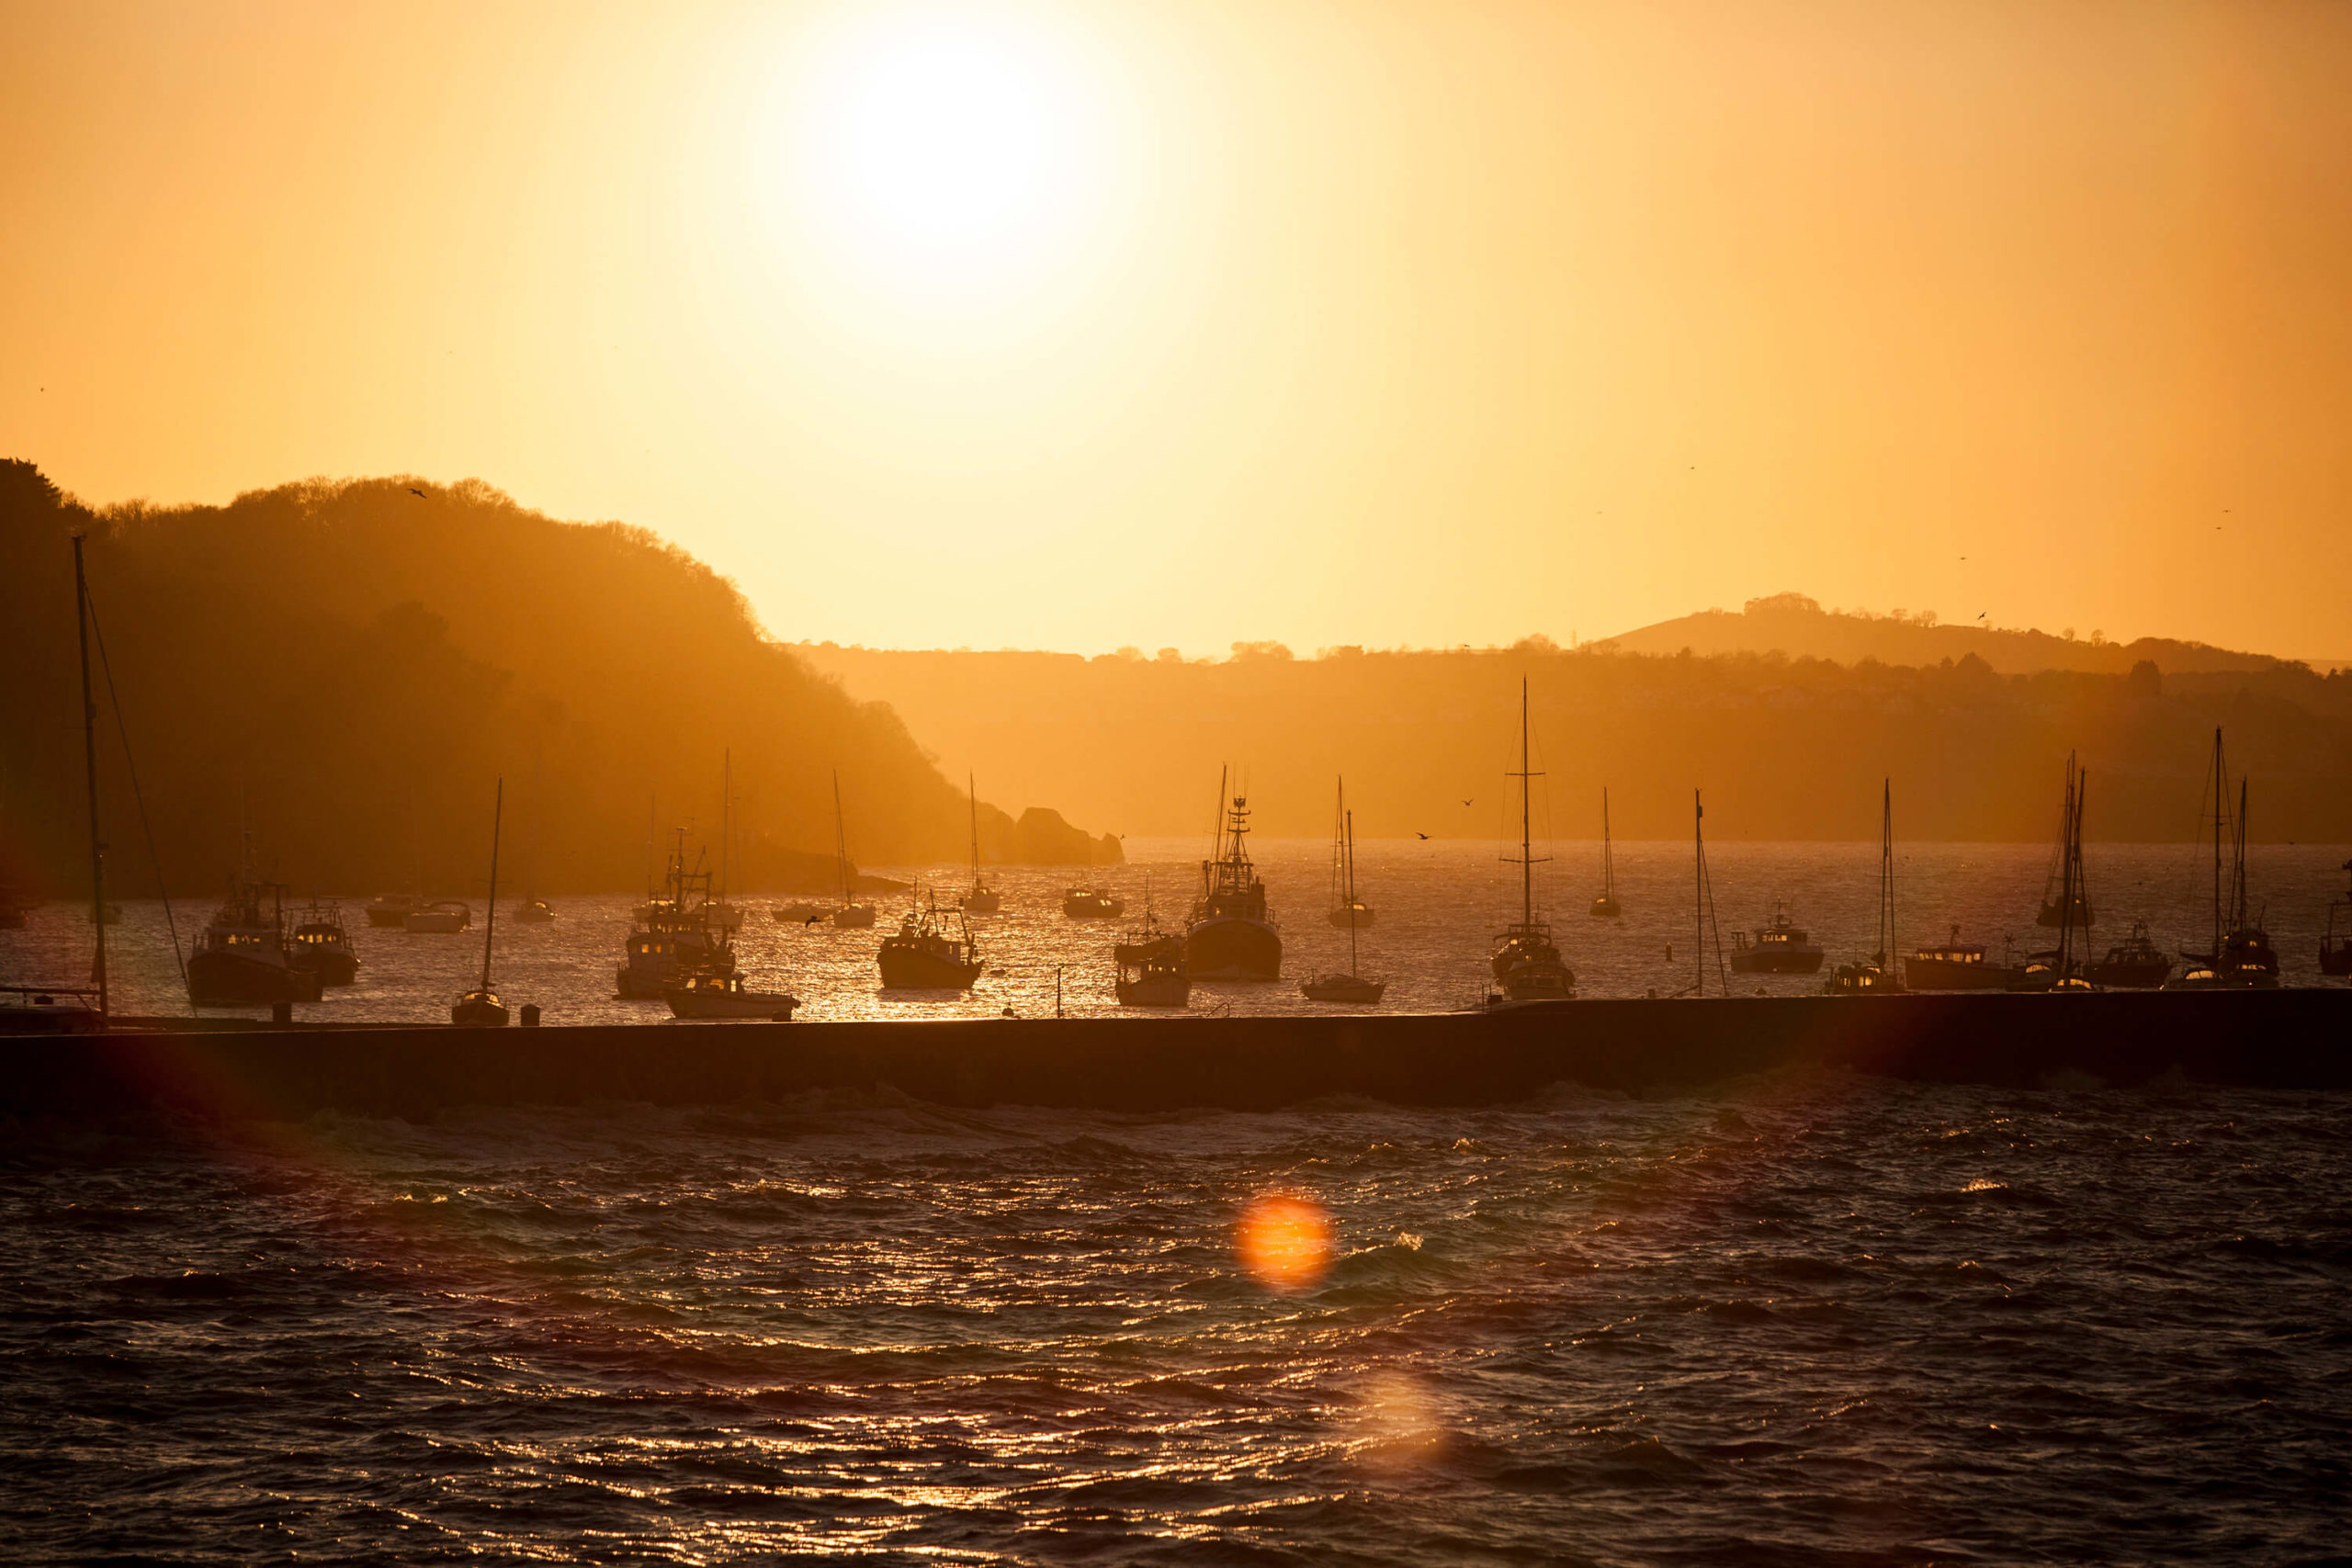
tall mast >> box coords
[73,536,107,1017]
[968,773,980,885]
[2210,728,2224,960]
[1694,790,1704,997]
[1520,681,1532,929]
[1345,818,1363,973]
[832,770,849,905]
[524,746,542,904]
[1602,787,1614,899]
[480,778,503,990]
[1878,778,1894,966]
[2233,777,2250,932]
[719,749,731,906]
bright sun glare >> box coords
[778,6,1108,294]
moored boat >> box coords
[1826,781,1904,995]
[1322,778,1375,928]
[878,894,984,988]
[2323,860,2352,978]
[1063,886,1125,919]
[2167,729,2279,990]
[188,874,324,1006]
[1728,903,1826,975]
[1185,771,1282,981]
[828,771,876,928]
[514,897,556,924]
[288,898,360,986]
[1905,929,2021,990]
[1489,681,1575,1002]
[1114,880,1191,1007]
[1302,803,1385,1004]
[365,892,424,928]
[665,971,798,1020]
[616,829,738,999]
[449,778,511,1025]
[2084,919,2172,988]
[1589,786,1622,919]
[962,774,1002,914]
[403,899,472,932]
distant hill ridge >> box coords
[1600,592,2303,677]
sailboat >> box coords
[1184,768,1282,980]
[830,770,876,928]
[1325,778,1374,928]
[1826,780,1903,993]
[1114,874,1190,1007]
[1679,790,1733,998]
[2035,753,2096,929]
[1589,787,1622,918]
[1302,807,1385,1003]
[2168,729,2278,988]
[2015,758,2094,990]
[514,750,554,923]
[707,750,743,932]
[2321,859,2352,978]
[451,779,509,1026]
[962,774,1001,913]
[1488,680,1575,1002]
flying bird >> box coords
[1977,612,1986,620]
[408,487,425,499]
[1462,798,1474,807]
[1416,831,1431,840]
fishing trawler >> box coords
[450,779,509,1026]
[1064,886,1125,919]
[877,892,984,988]
[665,971,799,1020]
[1186,770,1283,981]
[616,829,738,999]
[1114,875,1190,1007]
[962,774,1001,914]
[1728,903,1826,975]
[829,772,876,928]
[1905,928,2023,990]
[287,898,359,987]
[2085,919,2173,988]
[1323,779,1374,928]
[1826,782,1903,994]
[2169,729,2279,989]
[1488,682,1575,1002]
[2323,861,2352,978]
[1302,805,1385,1003]
[187,865,324,1006]
[1589,787,1622,918]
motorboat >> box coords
[514,898,556,924]
[877,895,983,988]
[187,870,324,1007]
[403,900,472,933]
[365,893,424,929]
[1114,935,1191,1008]
[1063,886,1126,919]
[1905,929,2022,990]
[666,971,798,1020]
[288,898,360,986]
[1185,770,1282,980]
[1728,904,1825,974]
[2084,919,2172,988]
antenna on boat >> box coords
[72,536,107,1019]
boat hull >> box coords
[292,950,359,987]
[187,952,323,1006]
[1903,956,2018,991]
[963,890,1003,914]
[877,946,982,989]
[450,997,509,1027]
[1326,905,1374,930]
[831,905,876,930]
[1184,916,1282,981]
[1589,897,1621,919]
[2324,939,2352,978]
[1301,975,1385,1004]
[665,989,798,1021]
[2084,957,2172,988]
[1115,976,1191,1008]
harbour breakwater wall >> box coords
[3,991,2347,1121]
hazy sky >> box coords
[6,0,2348,659]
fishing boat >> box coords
[616,829,738,999]
[1324,778,1374,928]
[2012,758,2094,991]
[877,892,984,988]
[1728,903,1826,975]
[665,971,798,1020]
[2035,754,2097,930]
[287,898,360,986]
[1905,928,2022,990]
[1302,806,1385,1003]
[961,774,1001,914]
[1826,781,1903,994]
[2323,861,2352,978]
[2168,729,2279,989]
[366,893,424,928]
[450,779,509,1026]
[829,772,876,928]
[1063,886,1126,919]
[187,868,324,1006]
[1114,875,1190,1007]
[1589,786,1622,918]
[1185,769,1283,981]
[2085,919,2173,988]
[403,899,472,933]
[1488,681,1575,1002]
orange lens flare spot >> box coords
[1236,1192,1333,1292]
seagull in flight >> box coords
[1462,798,1474,807]
[1416,831,1431,840]
[1977,612,1986,620]
[408,487,425,499]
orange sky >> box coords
[5,0,2348,660]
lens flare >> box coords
[1236,1191,1332,1292]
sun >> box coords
[774,5,1111,295]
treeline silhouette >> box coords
[0,461,1115,901]
[795,636,2352,843]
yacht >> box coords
[1063,886,1126,919]
[961,774,1002,914]
[450,779,510,1026]
[2168,729,2279,989]
[403,900,471,933]
[877,893,983,988]
[1589,786,1622,919]
[1825,782,1903,995]
[828,771,876,928]
[2011,757,2095,992]
[1185,769,1283,981]
[1728,903,1825,975]
[1303,803,1385,1003]
[2085,919,2172,988]
[1323,778,1374,928]
[666,971,798,1020]
[1905,929,2022,990]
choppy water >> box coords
[3,1079,2347,1563]
[4,840,2348,1023]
